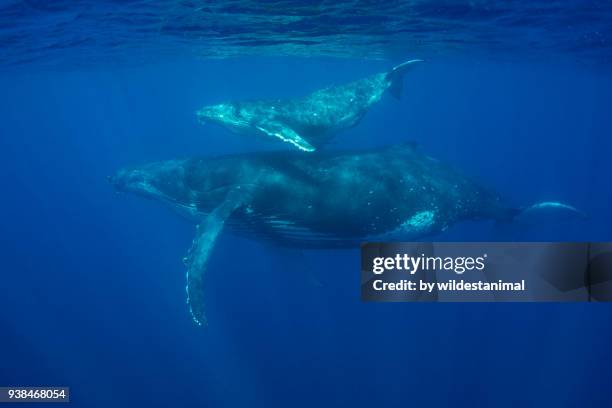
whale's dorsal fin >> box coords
[184,187,251,326]
[255,120,316,152]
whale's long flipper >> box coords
[184,188,250,326]
[387,59,423,99]
[255,120,315,152]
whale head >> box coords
[109,158,255,217]
[197,102,251,133]
[109,160,188,204]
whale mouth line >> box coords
[202,183,257,196]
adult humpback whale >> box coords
[196,60,422,152]
[110,144,580,325]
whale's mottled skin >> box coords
[197,60,422,152]
[110,144,580,325]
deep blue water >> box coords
[1,2,612,407]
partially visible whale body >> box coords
[197,60,422,152]
[110,144,580,325]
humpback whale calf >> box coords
[110,144,581,325]
[196,60,422,152]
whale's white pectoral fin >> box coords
[184,188,249,326]
[255,121,315,152]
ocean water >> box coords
[1,1,612,407]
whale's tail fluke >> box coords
[513,201,586,224]
[497,200,584,228]
[491,201,585,240]
[387,59,423,99]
